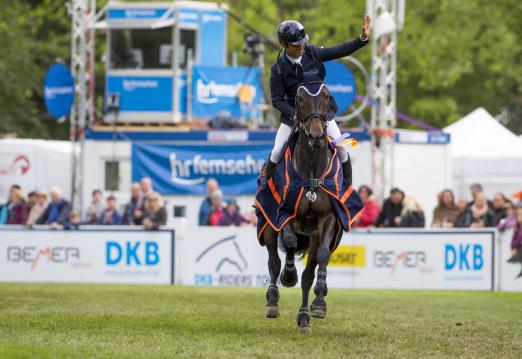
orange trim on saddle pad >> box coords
[268,178,281,205]
[255,187,305,233]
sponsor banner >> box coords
[324,61,356,114]
[192,66,262,118]
[177,227,270,287]
[106,75,173,112]
[43,63,74,119]
[497,230,522,291]
[0,229,173,284]
[179,228,494,290]
[132,143,269,195]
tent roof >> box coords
[444,107,522,158]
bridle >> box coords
[295,84,329,138]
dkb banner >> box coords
[192,66,262,118]
[132,143,270,195]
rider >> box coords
[260,15,371,187]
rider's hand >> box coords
[361,14,371,41]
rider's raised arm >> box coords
[270,63,297,119]
[314,36,368,63]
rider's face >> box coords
[285,43,305,59]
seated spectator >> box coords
[209,190,225,226]
[98,195,122,225]
[456,192,492,228]
[199,178,219,225]
[218,199,249,226]
[354,185,381,228]
[374,187,404,228]
[0,184,21,224]
[432,189,461,228]
[36,186,71,227]
[487,192,508,227]
[122,183,146,225]
[6,187,30,225]
[143,192,167,230]
[399,195,425,228]
[84,189,104,224]
[26,190,48,226]
[64,211,81,231]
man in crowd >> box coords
[36,186,71,228]
[122,182,146,225]
[98,195,122,225]
[83,189,104,224]
[0,184,21,224]
[374,187,405,228]
[140,177,154,199]
[199,178,220,225]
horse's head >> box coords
[295,83,330,149]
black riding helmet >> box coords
[277,20,309,46]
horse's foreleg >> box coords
[265,228,281,318]
[297,238,318,332]
[280,245,298,288]
[311,214,336,319]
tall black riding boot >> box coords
[259,157,277,189]
[342,156,352,184]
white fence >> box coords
[0,226,520,291]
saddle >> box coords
[254,131,364,252]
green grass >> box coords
[0,284,521,358]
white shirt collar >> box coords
[285,53,302,65]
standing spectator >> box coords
[143,192,167,230]
[432,189,461,228]
[209,189,225,226]
[218,199,249,226]
[26,190,48,226]
[0,184,21,224]
[456,192,492,228]
[6,187,30,225]
[199,178,219,225]
[354,185,381,228]
[487,193,508,227]
[84,189,104,224]
[36,186,71,227]
[122,183,146,225]
[374,187,404,228]
[140,177,154,199]
[399,195,425,228]
[467,183,493,208]
[98,195,122,225]
[508,207,522,262]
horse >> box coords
[260,80,341,332]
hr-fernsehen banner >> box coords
[132,143,270,195]
[192,66,262,119]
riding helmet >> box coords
[276,20,309,46]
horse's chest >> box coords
[293,190,332,234]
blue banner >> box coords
[106,75,173,112]
[192,66,262,119]
[324,61,357,115]
[132,143,270,195]
[43,63,75,119]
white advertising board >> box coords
[0,229,174,284]
[179,228,494,291]
[497,230,522,292]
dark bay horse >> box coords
[262,82,338,332]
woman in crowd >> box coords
[208,190,225,226]
[399,195,425,228]
[487,192,508,227]
[432,189,461,227]
[456,191,492,227]
[497,204,522,261]
[143,192,167,230]
[26,190,48,226]
[354,185,381,228]
[6,187,30,225]
[218,199,249,226]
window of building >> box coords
[104,159,131,192]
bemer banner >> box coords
[191,66,262,119]
[132,143,270,195]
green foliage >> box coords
[0,0,521,138]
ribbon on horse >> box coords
[255,132,365,252]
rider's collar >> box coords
[285,52,302,65]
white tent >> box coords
[444,108,522,199]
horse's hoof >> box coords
[280,266,298,288]
[265,305,280,318]
[281,233,298,249]
[297,325,311,333]
[310,304,327,319]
